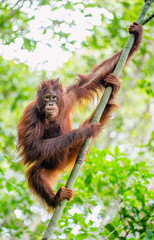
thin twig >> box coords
[142,13,154,25]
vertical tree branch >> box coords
[42,1,154,239]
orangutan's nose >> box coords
[48,102,54,106]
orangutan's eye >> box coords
[44,95,50,101]
[52,95,57,101]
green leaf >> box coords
[22,38,37,51]
[105,224,118,237]
[114,146,120,155]
[85,173,92,185]
[6,182,13,191]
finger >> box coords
[133,22,139,25]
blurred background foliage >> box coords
[0,0,154,239]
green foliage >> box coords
[0,56,39,156]
[55,148,154,240]
[0,0,154,239]
[0,1,30,46]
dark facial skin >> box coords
[44,91,59,120]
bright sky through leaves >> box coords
[0,1,113,72]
